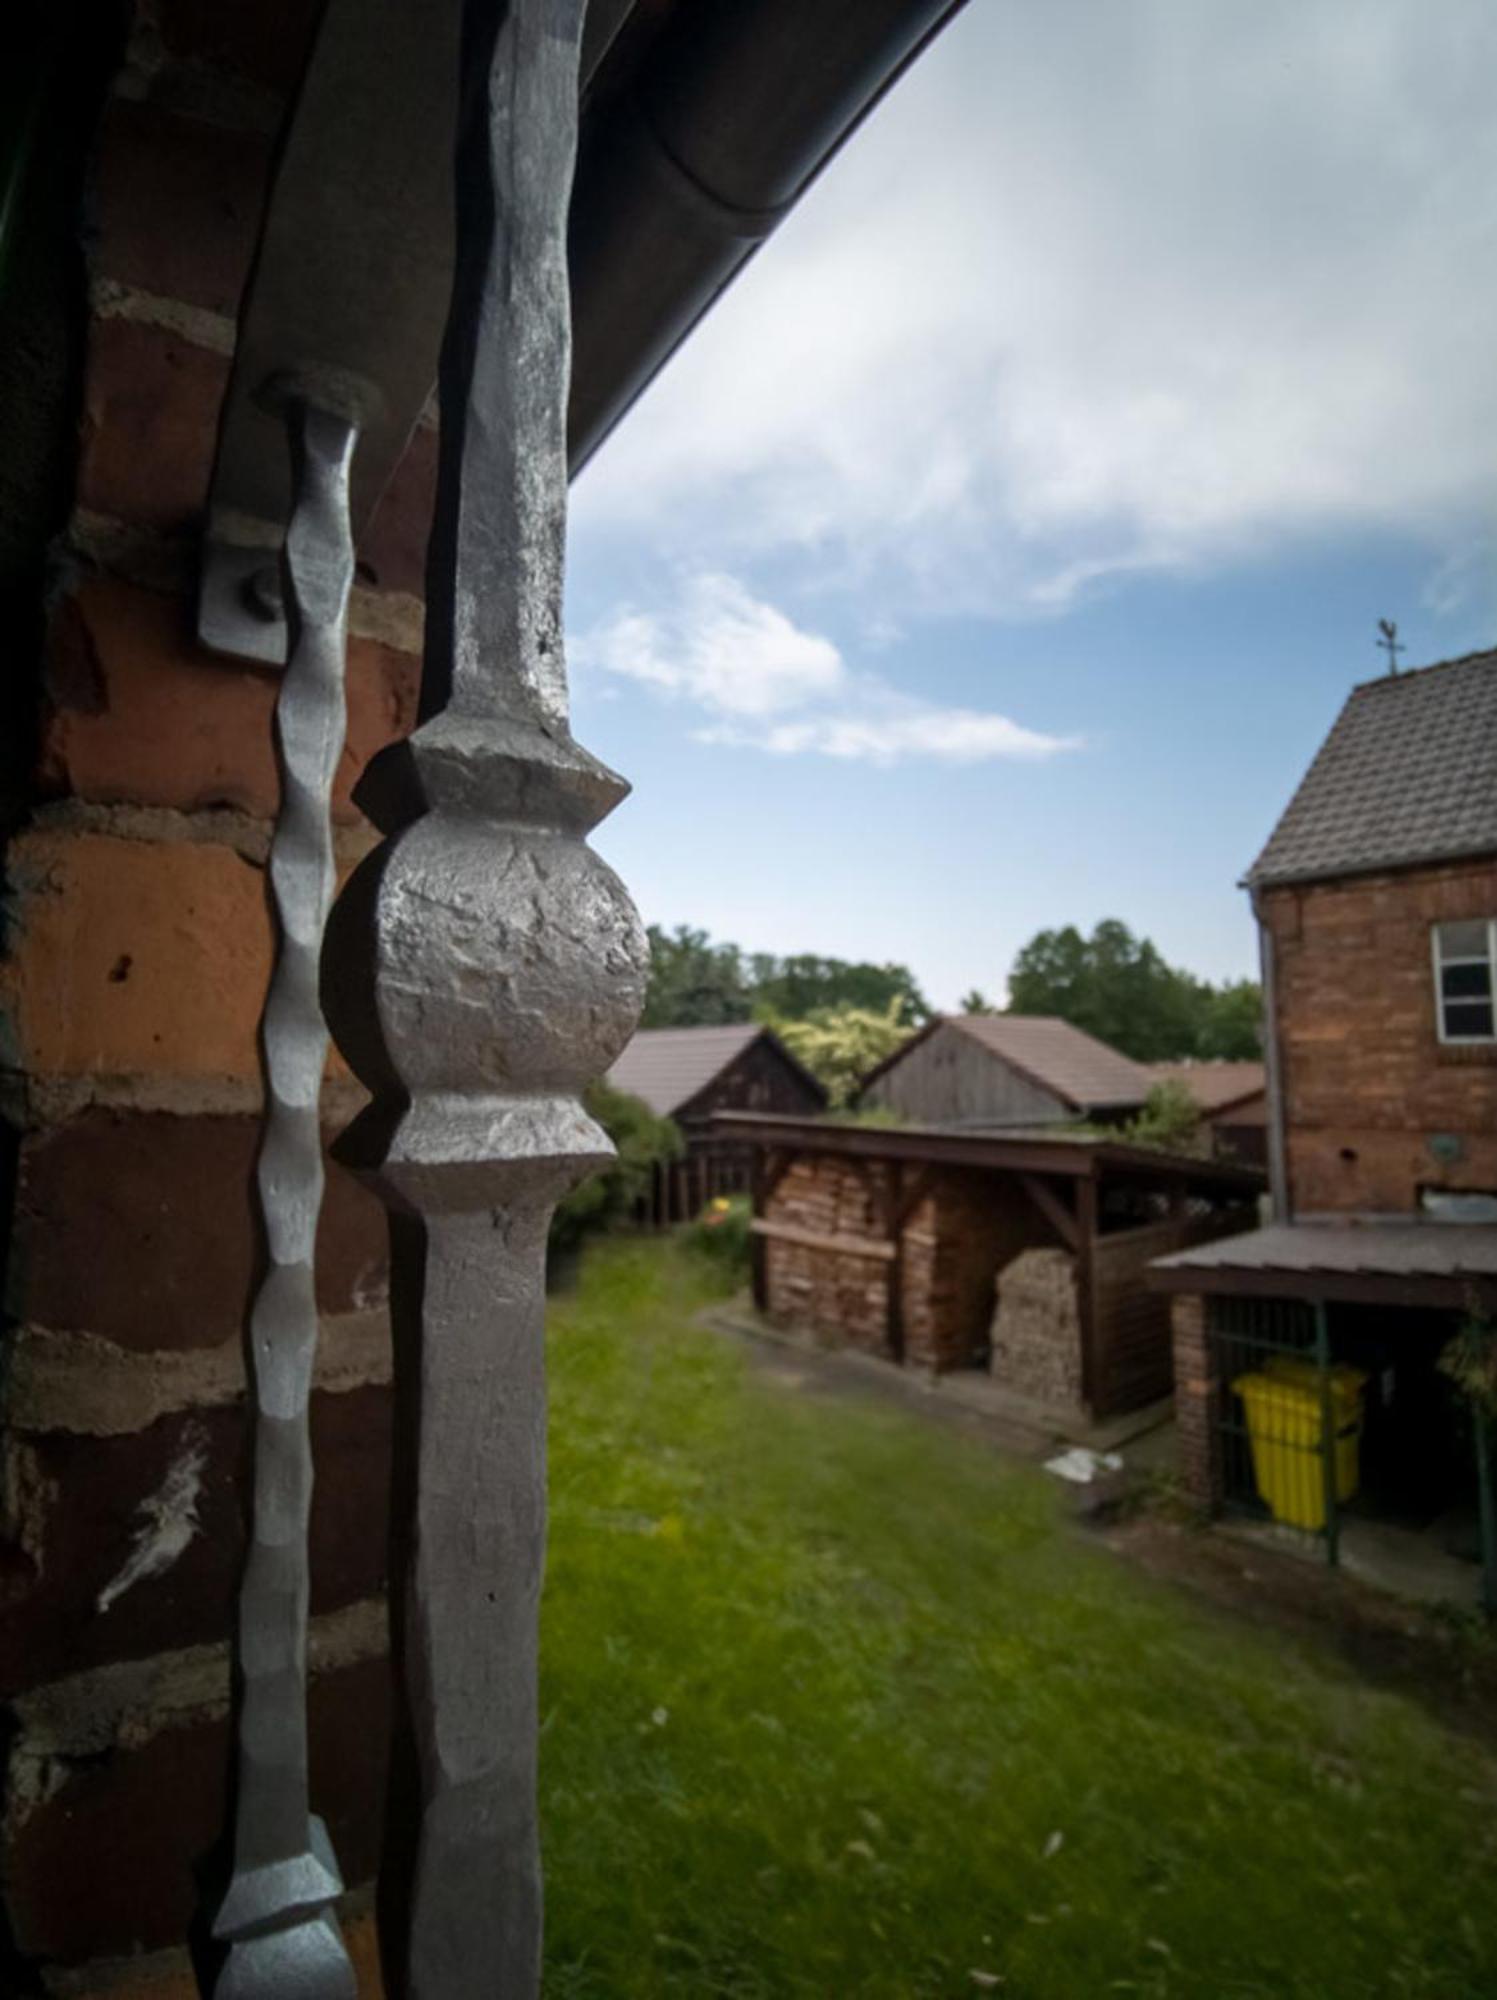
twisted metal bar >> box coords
[321,1,647,1989]
[213,400,359,2000]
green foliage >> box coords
[542,1238,1497,1998]
[641,925,752,1027]
[642,924,929,1029]
[683,1192,753,1284]
[1439,1305,1497,1420]
[1123,1078,1207,1154]
[1007,919,1262,1061]
[551,1082,682,1254]
[766,996,911,1108]
[750,953,930,1025]
[959,987,996,1015]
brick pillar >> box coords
[1171,1291,1223,1511]
[0,8,428,1987]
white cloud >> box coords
[573,0,1497,621]
[576,575,1077,765]
[574,573,845,718]
[701,704,1077,768]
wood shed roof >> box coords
[1151,1218,1497,1309]
[1145,1061,1266,1116]
[608,1025,824,1119]
[862,1014,1153,1114]
[713,1111,1265,1196]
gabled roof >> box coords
[1146,1061,1265,1116]
[606,1023,824,1119]
[862,1014,1152,1114]
[1246,648,1497,889]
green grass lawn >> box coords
[540,1240,1497,1998]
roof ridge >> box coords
[1348,643,1497,695]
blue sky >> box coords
[565,0,1497,1010]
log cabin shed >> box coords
[717,1111,1263,1420]
[609,1025,827,1217]
[858,1013,1153,1129]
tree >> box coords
[751,953,930,1024]
[1007,920,1261,1063]
[1195,978,1263,1060]
[959,988,996,1015]
[641,926,930,1029]
[767,998,912,1108]
[641,925,752,1027]
[1124,1079,1206,1154]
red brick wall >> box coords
[0,8,416,1987]
[1262,858,1497,1214]
[1170,1292,1220,1511]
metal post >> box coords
[1314,1300,1339,1569]
[320,2,646,1992]
[1476,1411,1497,1618]
[212,399,359,1998]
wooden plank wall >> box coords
[1091,1207,1257,1414]
[860,1021,1067,1128]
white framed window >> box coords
[1431,918,1497,1044]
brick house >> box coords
[1153,650,1497,1579]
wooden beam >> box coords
[891,1163,938,1233]
[750,1219,897,1262]
[1018,1172,1079,1249]
[761,1145,795,1206]
[1075,1174,1100,1413]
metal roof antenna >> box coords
[1377,618,1405,676]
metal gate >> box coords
[1212,1296,1349,1567]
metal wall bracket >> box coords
[195,0,460,667]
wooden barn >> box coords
[858,1014,1152,1129]
[608,1024,826,1221]
[717,1111,1262,1421]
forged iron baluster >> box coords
[214,398,360,2000]
[321,0,646,1990]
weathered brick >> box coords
[0,830,357,1085]
[3,830,267,1081]
[1263,858,1497,1213]
[77,320,227,534]
[39,577,419,824]
[15,1110,386,1352]
[4,1653,390,1966]
[0,1388,391,1696]
[94,101,271,316]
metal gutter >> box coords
[1252,889,1291,1222]
[567,0,970,470]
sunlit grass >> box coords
[541,1239,1497,1998]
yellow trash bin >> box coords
[1232,1360,1367,1532]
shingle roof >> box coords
[1146,1061,1265,1115]
[1246,649,1497,888]
[606,1023,767,1118]
[946,1014,1153,1113]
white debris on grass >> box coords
[1044,1446,1123,1485]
